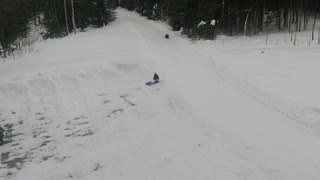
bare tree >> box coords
[312,8,317,41]
[299,0,302,32]
[289,0,293,33]
[244,4,254,36]
[70,0,76,34]
[265,12,272,45]
[318,24,320,44]
[221,0,225,34]
[64,0,69,35]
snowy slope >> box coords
[1,9,320,180]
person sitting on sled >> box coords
[154,73,160,83]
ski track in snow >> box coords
[193,49,320,135]
[0,8,320,180]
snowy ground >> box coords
[1,9,320,180]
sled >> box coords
[146,81,159,86]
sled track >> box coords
[210,55,320,135]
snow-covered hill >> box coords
[1,9,320,180]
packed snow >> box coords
[1,9,320,180]
[210,19,216,26]
[198,21,206,27]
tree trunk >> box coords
[312,9,317,40]
[284,9,288,29]
[244,3,254,36]
[254,8,258,34]
[266,26,269,45]
[221,0,225,34]
[51,0,58,20]
[278,10,281,31]
[64,0,69,35]
[0,14,5,50]
[1,27,6,57]
[70,0,76,34]
[277,1,281,31]
[318,23,320,44]
[261,0,266,33]
[289,0,293,33]
[296,4,299,32]
[299,0,302,32]
[303,1,308,30]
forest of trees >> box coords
[0,0,118,57]
[120,0,320,40]
[1,0,320,57]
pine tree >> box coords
[0,0,32,56]
[77,0,93,31]
[120,0,319,40]
[167,0,189,31]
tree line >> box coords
[0,0,118,57]
[1,0,320,57]
[120,0,320,41]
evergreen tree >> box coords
[120,0,320,40]
[2,0,320,57]
[0,0,117,57]
[77,0,95,31]
[0,0,32,56]
[167,0,189,31]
